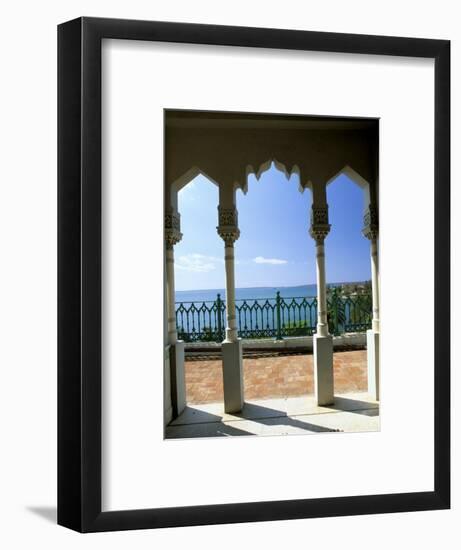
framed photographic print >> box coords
[58,17,450,532]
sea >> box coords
[176,284,324,304]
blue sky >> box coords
[174,165,371,291]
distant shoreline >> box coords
[176,280,371,293]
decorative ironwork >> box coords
[327,287,372,335]
[175,291,372,342]
[176,296,226,343]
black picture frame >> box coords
[58,17,450,532]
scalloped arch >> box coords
[241,158,303,195]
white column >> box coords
[310,205,334,406]
[315,240,329,337]
[165,209,186,417]
[217,206,244,413]
[363,205,380,400]
[370,238,380,333]
[224,244,238,342]
[166,246,178,344]
[164,258,173,426]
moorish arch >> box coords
[164,110,379,425]
[164,169,220,418]
[326,166,380,398]
[242,158,302,190]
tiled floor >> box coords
[165,392,379,439]
[185,350,367,404]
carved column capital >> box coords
[165,209,183,249]
[362,205,379,241]
[309,205,331,244]
[217,206,240,246]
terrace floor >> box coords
[185,349,368,404]
[165,350,379,439]
[165,392,379,439]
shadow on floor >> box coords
[165,401,344,439]
[330,395,379,416]
[233,402,341,433]
[166,406,252,438]
[26,506,57,524]
[169,421,253,438]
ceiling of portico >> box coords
[165,110,378,206]
[165,109,378,131]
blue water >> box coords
[175,284,319,304]
[175,283,370,341]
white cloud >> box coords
[175,253,223,273]
[253,256,288,265]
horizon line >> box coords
[176,279,371,292]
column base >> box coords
[164,346,173,427]
[169,341,186,417]
[222,339,244,413]
[225,327,238,342]
[367,329,380,401]
[314,334,334,406]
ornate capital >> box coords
[309,206,331,244]
[218,206,238,226]
[362,205,379,241]
[165,209,182,249]
[217,206,240,246]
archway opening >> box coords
[235,162,318,400]
[174,174,225,405]
[326,172,372,394]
